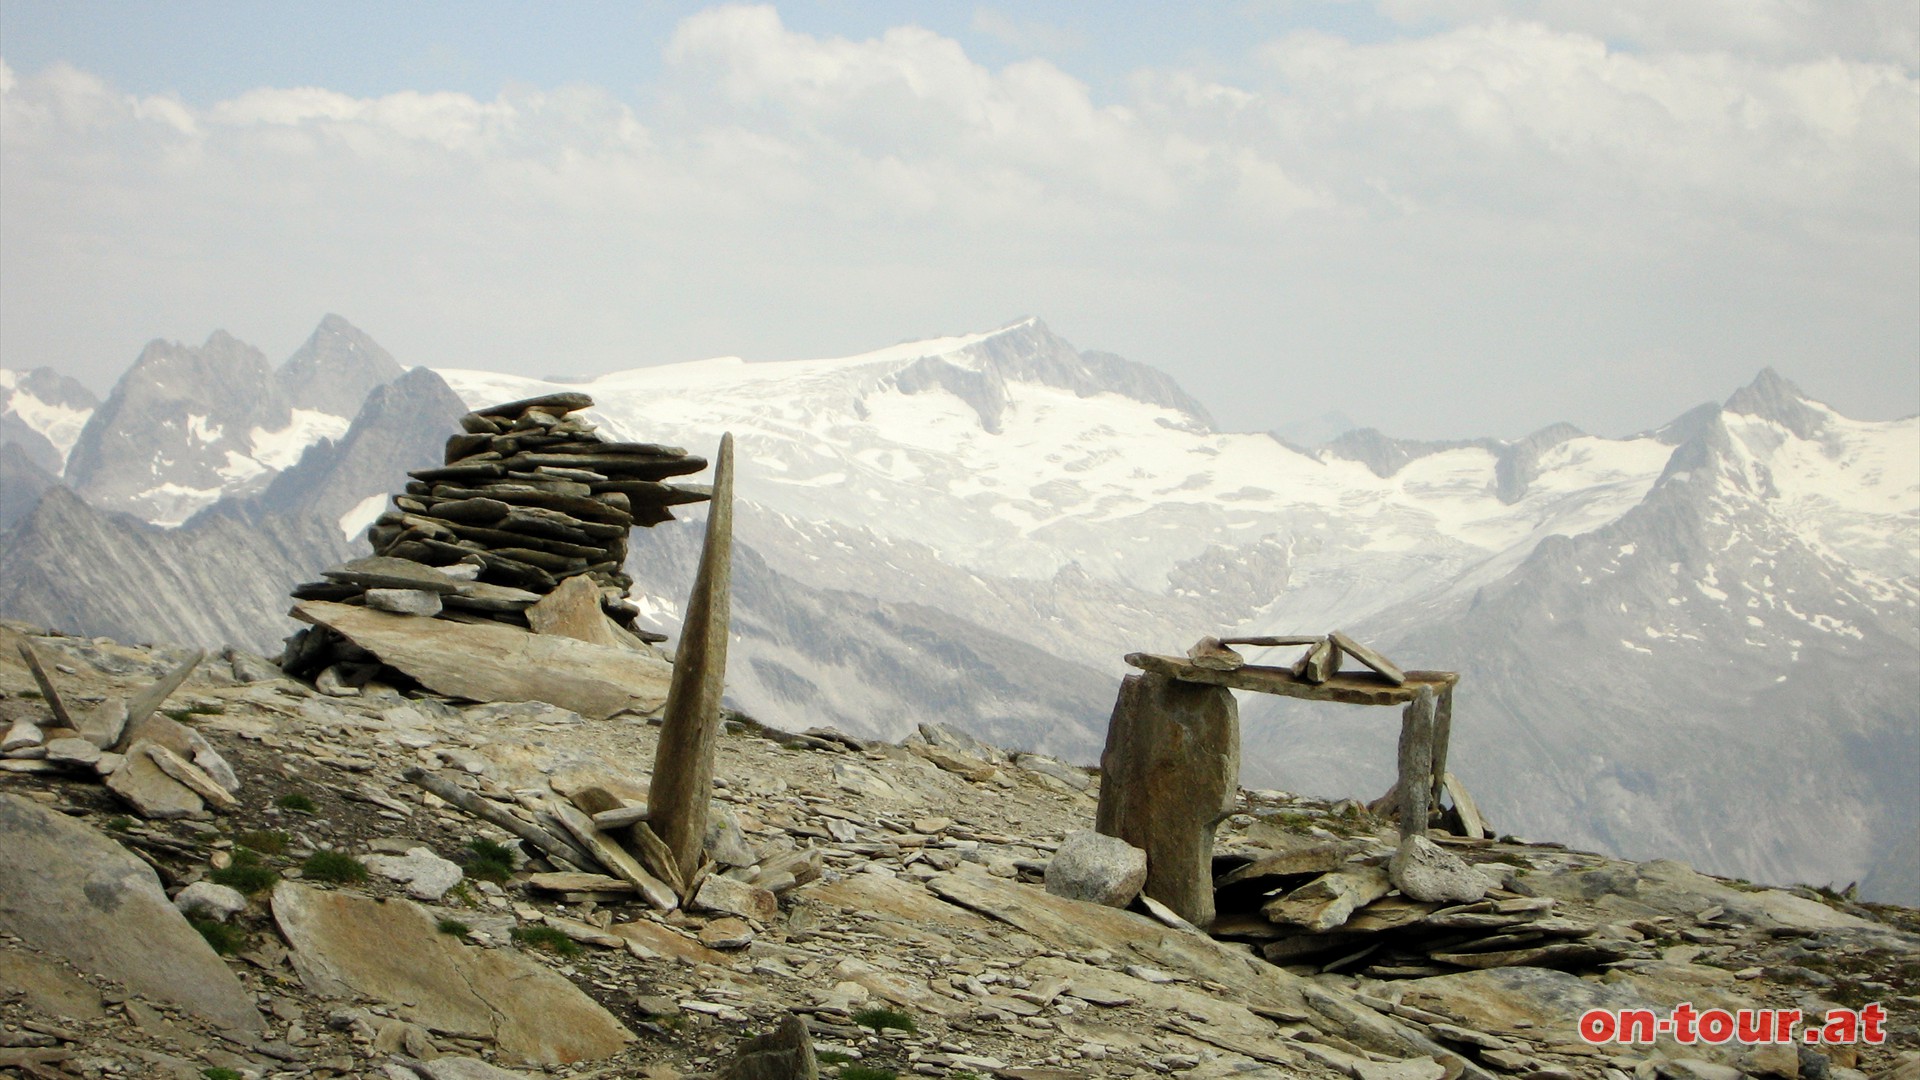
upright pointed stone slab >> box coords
[125,650,204,729]
[649,433,735,886]
[1291,637,1340,683]
[14,640,74,728]
[1094,672,1239,928]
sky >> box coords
[1,1,1915,440]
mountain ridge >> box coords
[1,316,1913,903]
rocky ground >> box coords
[2,620,1917,1080]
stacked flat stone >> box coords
[283,393,708,679]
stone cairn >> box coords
[281,392,710,684]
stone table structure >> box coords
[1095,649,1460,927]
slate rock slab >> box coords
[272,881,633,1065]
[291,600,671,720]
[0,793,261,1033]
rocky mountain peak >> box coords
[1724,366,1828,440]
[277,313,406,417]
[888,318,1216,433]
[62,332,291,515]
[0,365,98,475]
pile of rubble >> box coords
[1209,832,1646,979]
[1,639,243,822]
[282,391,709,687]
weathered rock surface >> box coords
[271,881,634,1065]
[0,793,261,1032]
[1263,865,1392,931]
[172,880,249,921]
[1095,672,1239,927]
[1390,834,1489,904]
[364,846,465,900]
[292,600,671,719]
[1045,829,1148,907]
[365,587,445,616]
[3,624,1915,1080]
[104,739,206,818]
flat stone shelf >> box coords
[1125,653,1457,707]
[1123,651,1461,849]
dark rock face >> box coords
[1324,422,1585,504]
[0,486,353,651]
[887,318,1216,433]
[0,441,60,533]
[64,330,293,523]
[276,313,406,417]
[232,366,470,532]
[1724,367,1829,440]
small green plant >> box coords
[817,1050,854,1066]
[840,1068,899,1080]
[163,708,194,722]
[236,829,290,855]
[510,925,581,957]
[437,918,472,936]
[189,917,244,956]
[188,701,225,715]
[210,848,279,895]
[20,689,42,699]
[851,1006,916,1034]
[301,850,367,884]
[462,837,516,883]
[104,816,135,832]
[275,792,318,813]
[203,1069,244,1080]
[1273,811,1316,833]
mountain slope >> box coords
[59,316,404,525]
[0,365,97,475]
[276,313,406,418]
[1243,372,1919,897]
[0,365,465,653]
[0,486,351,651]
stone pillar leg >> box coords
[1429,684,1454,813]
[1396,685,1436,842]
[1094,672,1239,928]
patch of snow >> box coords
[217,451,267,484]
[338,493,387,539]
[185,413,222,444]
[135,483,225,527]
[249,409,350,470]
[1,377,94,466]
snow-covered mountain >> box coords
[437,319,1917,900]
[0,365,97,476]
[59,316,402,525]
[2,316,1913,901]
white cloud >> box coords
[1377,0,1920,65]
[0,5,1913,440]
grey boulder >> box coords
[1045,829,1149,908]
